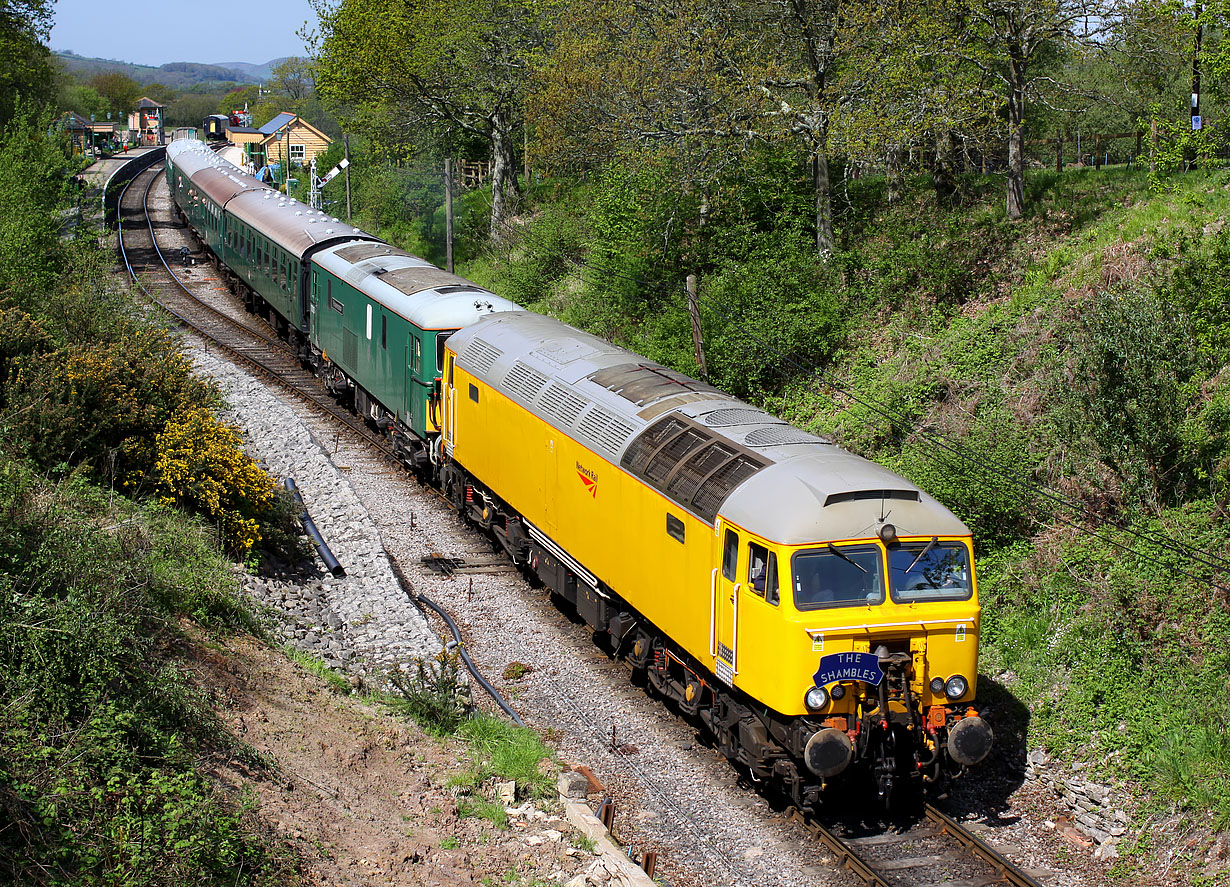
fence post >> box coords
[1094,135,1102,170]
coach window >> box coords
[722,529,739,582]
[381,314,387,350]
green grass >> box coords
[284,646,351,694]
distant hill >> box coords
[215,59,293,82]
[53,52,296,89]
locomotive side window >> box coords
[666,513,685,543]
[889,541,972,603]
[722,529,739,581]
[792,544,884,609]
[436,332,452,372]
[412,337,422,372]
[469,383,479,402]
[747,542,778,604]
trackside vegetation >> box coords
[0,111,302,884]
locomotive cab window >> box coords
[721,529,739,581]
[792,544,884,609]
[889,540,972,603]
[747,542,779,605]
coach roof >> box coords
[313,241,520,330]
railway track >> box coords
[788,802,1044,887]
[115,155,1049,887]
[116,163,395,459]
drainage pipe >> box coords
[415,591,525,727]
[284,478,346,578]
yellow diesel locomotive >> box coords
[438,311,993,810]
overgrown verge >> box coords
[0,110,306,883]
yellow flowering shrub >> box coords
[152,407,276,556]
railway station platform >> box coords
[77,146,165,230]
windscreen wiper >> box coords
[828,543,867,573]
[905,536,939,574]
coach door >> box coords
[712,523,740,687]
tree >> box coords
[532,0,858,254]
[0,0,54,127]
[953,0,1118,219]
[89,71,141,119]
[267,57,313,104]
[309,0,558,241]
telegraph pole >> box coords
[343,133,352,221]
[445,158,455,273]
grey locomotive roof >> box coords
[450,312,971,544]
[313,241,520,330]
[168,139,374,258]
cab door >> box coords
[712,523,740,687]
[442,353,456,455]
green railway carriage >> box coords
[309,241,520,441]
[165,139,264,257]
[223,191,374,342]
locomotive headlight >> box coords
[945,675,969,700]
[829,683,846,700]
[805,686,829,711]
[930,677,946,695]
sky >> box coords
[49,0,316,67]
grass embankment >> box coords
[440,161,1230,835]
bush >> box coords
[387,647,471,736]
[153,407,276,557]
[0,461,286,886]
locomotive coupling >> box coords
[804,727,854,778]
[946,716,993,766]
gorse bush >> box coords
[154,406,276,556]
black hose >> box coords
[284,478,346,578]
[415,591,526,727]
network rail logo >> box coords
[576,461,598,498]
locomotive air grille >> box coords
[646,428,709,485]
[744,426,830,447]
[505,361,549,402]
[621,416,688,474]
[461,338,502,375]
[343,328,358,368]
[666,442,736,504]
[577,408,636,454]
[691,456,763,521]
[539,383,587,426]
[703,408,782,427]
